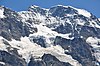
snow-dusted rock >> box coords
[0,5,100,66]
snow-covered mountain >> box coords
[0,5,100,66]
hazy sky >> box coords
[0,0,100,17]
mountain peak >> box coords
[28,5,47,15]
[50,5,91,18]
[20,5,92,18]
[29,5,41,10]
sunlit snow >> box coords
[0,6,5,18]
[86,37,100,62]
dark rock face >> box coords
[29,35,47,47]
[0,51,26,66]
[49,5,100,39]
[53,22,100,39]
[32,36,46,48]
[49,6,78,17]
[28,54,72,66]
[53,23,72,34]
[0,7,37,40]
[54,36,96,66]
[28,58,45,66]
[80,26,100,38]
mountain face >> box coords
[0,5,100,66]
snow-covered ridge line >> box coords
[20,5,92,18]
[18,5,97,29]
[68,5,91,18]
[0,5,94,19]
[51,5,91,18]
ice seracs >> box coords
[0,34,80,66]
[0,36,81,66]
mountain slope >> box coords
[0,5,100,66]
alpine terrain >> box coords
[0,5,100,66]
